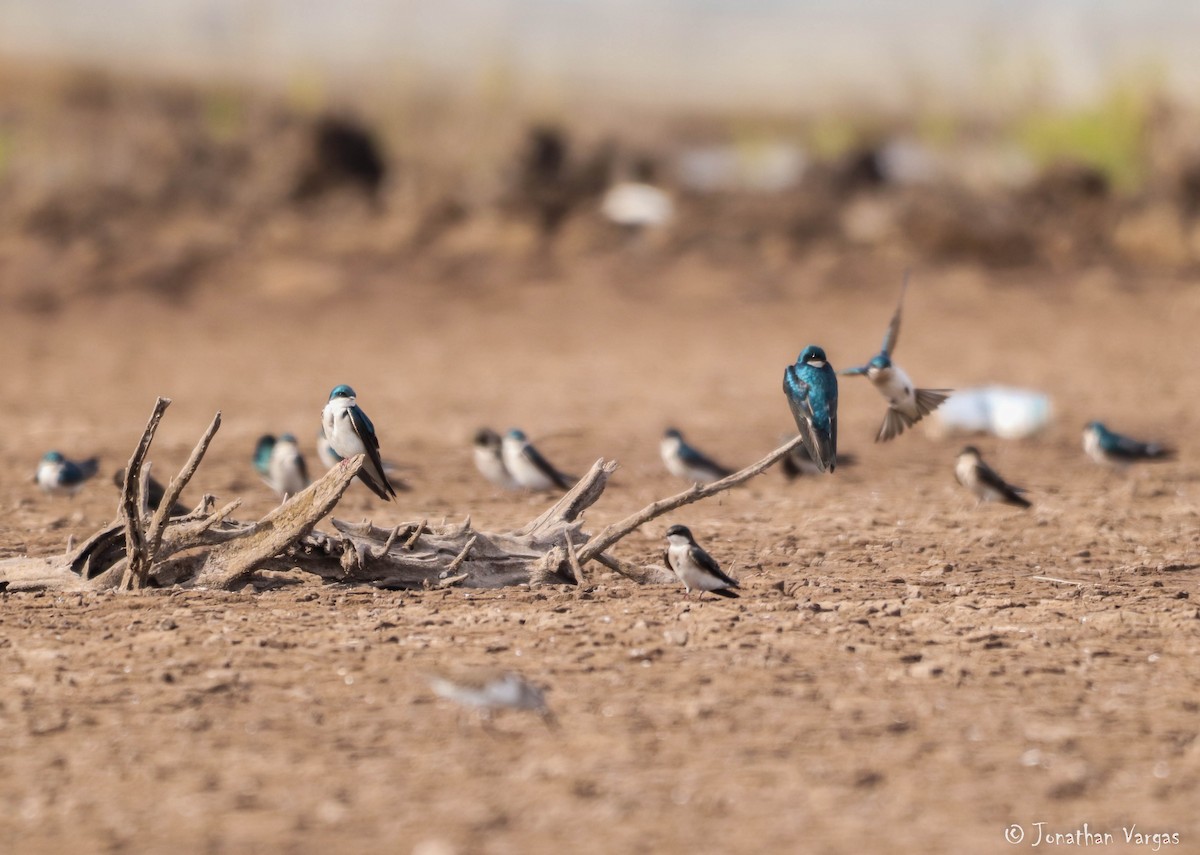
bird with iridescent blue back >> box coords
[321,384,397,501]
[660,428,734,485]
[501,428,575,491]
[782,344,839,473]
[35,451,99,496]
[1083,421,1173,469]
[841,274,951,442]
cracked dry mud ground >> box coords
[1,266,1198,854]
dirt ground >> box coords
[0,253,1196,855]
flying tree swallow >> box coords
[955,446,1031,509]
[1083,421,1174,469]
[841,275,951,442]
[660,428,734,485]
[254,433,310,499]
[501,429,575,491]
[473,428,518,489]
[35,451,98,496]
[321,384,398,501]
[663,524,740,599]
[783,344,839,473]
[427,670,556,727]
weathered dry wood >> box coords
[120,397,171,590]
[191,455,365,589]
[514,459,618,538]
[575,435,806,565]
[145,411,221,559]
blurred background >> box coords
[4,0,1200,314]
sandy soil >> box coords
[1,256,1198,855]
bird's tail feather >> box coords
[709,588,739,599]
[876,408,915,443]
[79,457,99,479]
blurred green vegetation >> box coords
[1014,83,1150,191]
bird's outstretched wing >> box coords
[881,271,909,357]
[349,406,397,500]
[839,365,869,377]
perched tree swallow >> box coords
[955,446,1030,509]
[473,428,518,489]
[664,524,740,599]
[841,275,951,442]
[660,427,734,485]
[1083,421,1174,469]
[35,451,98,496]
[254,433,310,499]
[111,468,188,516]
[321,384,398,501]
[500,429,575,491]
[780,442,857,480]
[783,344,839,473]
[427,669,555,727]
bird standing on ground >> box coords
[663,524,740,599]
[660,428,734,485]
[955,446,1031,509]
[841,275,951,442]
[783,344,839,473]
[473,428,517,489]
[35,451,98,496]
[321,385,397,501]
[254,433,310,499]
[501,429,575,491]
[428,670,556,727]
[1082,421,1173,469]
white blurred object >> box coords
[601,182,673,229]
[928,387,1053,440]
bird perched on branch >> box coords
[783,344,839,473]
[35,451,98,496]
[664,524,740,599]
[660,428,734,485]
[501,429,575,492]
[955,446,1030,509]
[841,274,951,442]
[253,433,310,499]
[322,385,397,501]
[1082,421,1173,469]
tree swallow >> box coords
[321,384,398,501]
[660,427,734,485]
[500,429,575,491]
[1083,421,1174,469]
[254,433,310,499]
[473,428,518,489]
[841,276,951,442]
[664,524,740,599]
[782,344,839,473]
[35,451,98,496]
[428,669,555,727]
[780,442,857,480]
[955,446,1030,509]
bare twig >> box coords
[565,534,586,586]
[1029,575,1084,586]
[371,525,402,559]
[146,411,221,557]
[443,535,477,576]
[404,520,427,550]
[576,435,806,565]
[120,397,171,590]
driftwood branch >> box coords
[576,434,806,564]
[120,397,171,590]
[0,400,802,593]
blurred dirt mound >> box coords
[4,67,1200,311]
